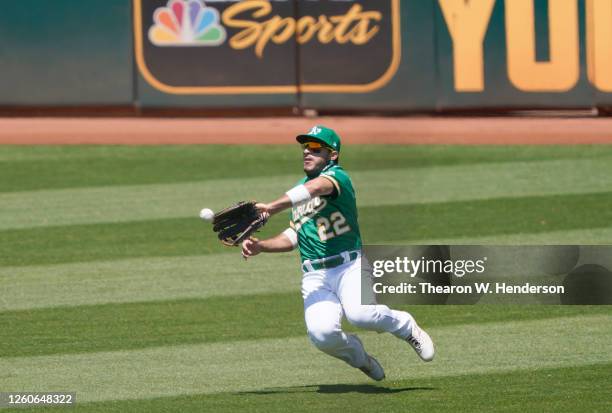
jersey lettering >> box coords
[292,197,327,222]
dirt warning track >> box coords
[0,117,611,145]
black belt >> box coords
[302,251,360,272]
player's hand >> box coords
[255,203,271,220]
[242,237,262,260]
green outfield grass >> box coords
[1,145,611,412]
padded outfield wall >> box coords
[0,0,611,112]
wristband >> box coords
[282,228,298,248]
[286,184,311,206]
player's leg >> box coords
[302,270,368,368]
[302,270,385,379]
[337,258,435,362]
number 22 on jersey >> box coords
[316,211,351,241]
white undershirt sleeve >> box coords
[282,227,298,248]
[286,184,311,206]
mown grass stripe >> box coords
[410,226,612,245]
[363,192,612,243]
[0,174,298,231]
[0,146,298,193]
[2,145,608,192]
[14,363,609,413]
[0,293,301,358]
[0,253,300,312]
[2,293,610,358]
[3,158,612,230]
[1,315,610,403]
[3,191,612,267]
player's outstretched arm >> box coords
[241,228,297,259]
[257,177,335,216]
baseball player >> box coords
[242,126,434,381]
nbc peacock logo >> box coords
[148,0,226,46]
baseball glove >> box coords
[212,201,269,246]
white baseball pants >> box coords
[301,257,414,368]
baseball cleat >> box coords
[359,354,386,381]
[352,335,385,381]
[407,321,435,362]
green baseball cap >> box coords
[296,125,341,153]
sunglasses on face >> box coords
[301,142,330,153]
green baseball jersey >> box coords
[290,163,362,262]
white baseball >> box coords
[199,208,214,221]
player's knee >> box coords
[307,325,344,351]
[344,306,379,330]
